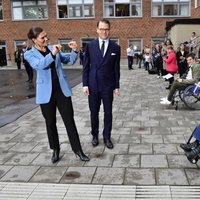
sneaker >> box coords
[180,140,199,152]
[157,76,160,79]
[160,98,171,105]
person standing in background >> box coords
[126,44,134,70]
[83,19,120,149]
[22,42,34,83]
[14,47,22,70]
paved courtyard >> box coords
[0,62,200,199]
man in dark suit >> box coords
[82,19,121,149]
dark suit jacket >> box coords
[82,39,120,93]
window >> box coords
[0,0,3,20]
[104,0,142,18]
[15,40,27,50]
[57,0,94,19]
[58,39,73,53]
[128,38,143,54]
[152,0,190,17]
[12,0,48,20]
[0,41,7,66]
[151,37,165,46]
[195,0,200,8]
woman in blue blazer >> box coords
[25,27,89,163]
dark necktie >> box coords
[101,41,105,56]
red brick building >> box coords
[0,0,199,66]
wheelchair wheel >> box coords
[182,85,200,110]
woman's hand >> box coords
[52,44,62,56]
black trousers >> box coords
[88,91,113,140]
[40,89,82,153]
[127,56,133,69]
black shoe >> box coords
[104,139,113,149]
[92,136,99,147]
[180,140,199,152]
[75,150,90,161]
[185,144,200,163]
[51,149,60,163]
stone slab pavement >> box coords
[1,61,200,199]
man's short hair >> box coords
[187,53,195,60]
[97,19,110,28]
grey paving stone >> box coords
[185,169,200,185]
[56,153,85,167]
[60,167,96,184]
[9,142,38,152]
[30,166,67,183]
[163,135,185,144]
[92,167,125,184]
[132,127,151,135]
[31,153,54,166]
[151,127,171,135]
[104,144,129,154]
[124,168,155,185]
[141,135,163,144]
[141,155,168,168]
[156,169,188,185]
[0,152,15,164]
[153,144,178,154]
[31,142,52,153]
[113,155,140,168]
[167,155,198,168]
[85,153,114,167]
[0,165,13,178]
[0,132,19,142]
[129,144,152,154]
[119,135,140,144]
[0,166,40,182]
[0,142,16,152]
[4,153,39,165]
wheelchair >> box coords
[172,82,200,110]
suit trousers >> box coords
[167,81,191,101]
[40,88,82,153]
[89,91,113,140]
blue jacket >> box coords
[83,39,120,93]
[24,45,78,104]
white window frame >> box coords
[11,0,48,21]
[57,0,95,19]
[103,0,142,18]
[195,0,200,8]
[151,0,190,17]
[128,38,143,54]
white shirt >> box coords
[99,38,109,57]
[186,66,192,80]
[127,47,134,57]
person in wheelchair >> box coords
[160,53,200,105]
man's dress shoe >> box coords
[92,136,99,147]
[104,139,113,149]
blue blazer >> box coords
[24,45,78,104]
[83,39,120,93]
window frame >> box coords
[11,0,48,21]
[128,37,143,54]
[57,0,95,19]
[103,0,142,18]
[151,0,190,18]
[0,0,3,20]
[195,0,200,8]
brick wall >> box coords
[0,0,199,62]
